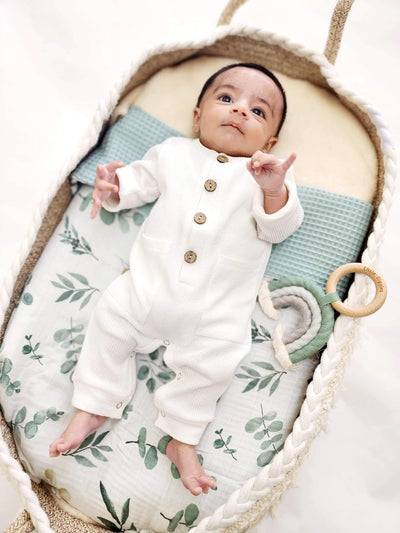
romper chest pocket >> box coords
[196,255,262,344]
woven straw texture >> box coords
[0,1,396,532]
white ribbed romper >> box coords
[72,137,303,444]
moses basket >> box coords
[0,1,396,532]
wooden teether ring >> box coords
[326,263,387,317]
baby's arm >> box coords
[91,161,125,219]
[247,151,296,214]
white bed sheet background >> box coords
[0,0,399,531]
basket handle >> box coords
[217,0,248,26]
[217,0,355,65]
[323,0,355,64]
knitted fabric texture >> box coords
[72,106,184,185]
[71,106,373,298]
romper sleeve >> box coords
[252,166,304,243]
[103,143,162,212]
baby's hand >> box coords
[247,151,296,196]
[91,161,125,219]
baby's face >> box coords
[193,67,284,157]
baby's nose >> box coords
[232,103,248,117]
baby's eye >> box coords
[218,94,232,103]
[252,108,265,118]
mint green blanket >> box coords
[72,106,373,297]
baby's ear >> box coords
[193,107,201,133]
[263,136,278,153]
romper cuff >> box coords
[103,164,159,212]
[72,383,127,419]
[154,411,206,446]
[103,166,135,212]
[253,179,304,243]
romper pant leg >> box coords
[72,274,157,419]
[153,335,250,445]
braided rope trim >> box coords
[0,436,54,533]
[0,24,396,533]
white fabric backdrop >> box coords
[1,0,399,531]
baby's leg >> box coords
[166,438,216,496]
[49,410,105,457]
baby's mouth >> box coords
[223,122,244,134]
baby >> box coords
[50,63,303,496]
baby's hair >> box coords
[196,62,287,136]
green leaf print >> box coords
[79,187,152,232]
[137,350,174,394]
[15,407,27,425]
[51,273,99,309]
[74,455,96,468]
[0,358,21,396]
[100,208,116,225]
[54,319,85,380]
[132,204,153,226]
[257,450,276,467]
[137,427,147,458]
[144,445,158,469]
[62,430,112,466]
[9,407,64,444]
[59,216,98,260]
[168,510,184,533]
[235,360,286,396]
[78,189,92,212]
[20,275,34,306]
[251,319,272,343]
[22,293,33,305]
[245,404,284,467]
[213,429,237,460]
[184,504,200,527]
[160,504,200,532]
[22,334,44,365]
[24,421,39,439]
[97,481,137,532]
[122,404,133,420]
[121,499,130,528]
[126,428,168,470]
[157,435,172,454]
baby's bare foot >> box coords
[49,410,105,457]
[166,438,216,496]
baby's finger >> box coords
[281,153,296,173]
[96,164,109,181]
[106,160,125,173]
[95,179,118,193]
[250,150,265,167]
[90,198,101,219]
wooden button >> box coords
[194,212,206,224]
[184,251,197,263]
[217,154,229,163]
[204,179,217,192]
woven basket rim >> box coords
[0,22,396,533]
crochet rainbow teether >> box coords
[258,263,387,370]
[258,278,336,370]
